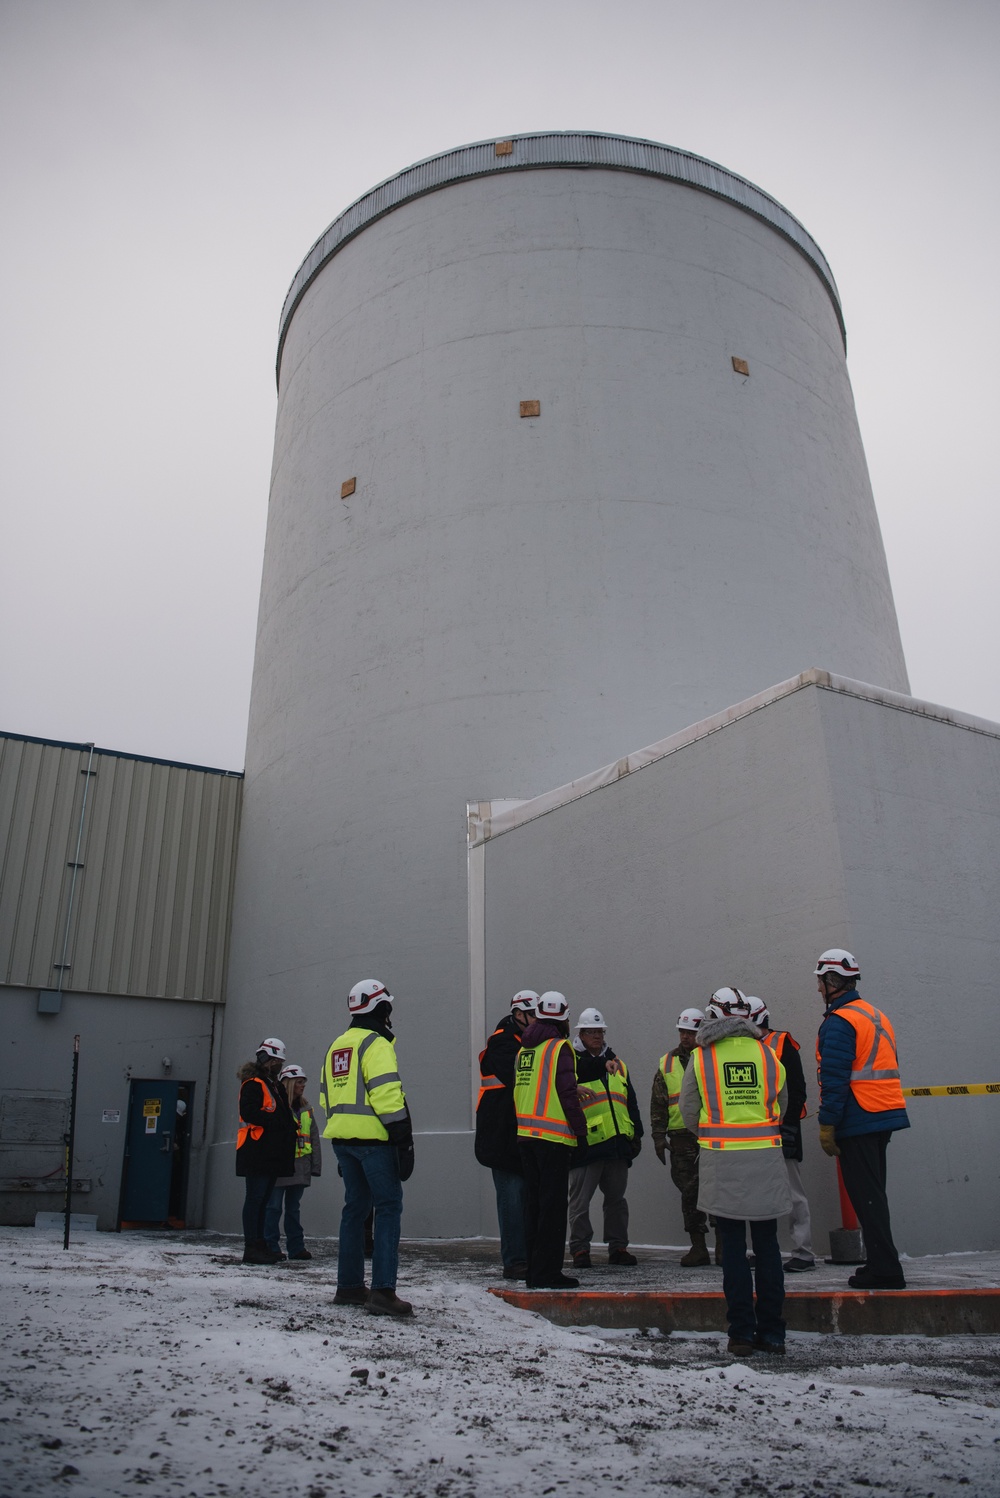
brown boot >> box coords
[366,1288,414,1317]
[680,1232,710,1267]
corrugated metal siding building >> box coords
[0,734,242,1229]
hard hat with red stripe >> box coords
[280,1064,307,1080]
[535,991,570,1021]
[257,1037,286,1059]
[706,987,751,1021]
[511,990,539,1012]
[348,978,394,1014]
[814,948,860,981]
[676,1007,705,1032]
[746,996,769,1029]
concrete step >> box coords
[491,1286,1000,1336]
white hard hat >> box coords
[706,987,751,1021]
[746,997,769,1029]
[575,1007,607,1031]
[676,1007,705,1032]
[535,991,570,1021]
[814,948,860,981]
[175,1099,187,1116]
[511,990,539,1012]
[280,1064,307,1081]
[257,1037,286,1060]
[348,978,393,1014]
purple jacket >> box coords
[519,1020,587,1139]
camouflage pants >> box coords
[668,1130,708,1235]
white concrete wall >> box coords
[479,679,1000,1255]
[215,155,910,1236]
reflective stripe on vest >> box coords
[236,1075,277,1151]
[761,1031,806,1119]
[580,1061,634,1146]
[824,1000,906,1112]
[320,1029,408,1141]
[294,1107,313,1159]
[691,1037,783,1151]
[476,1026,508,1110]
[513,1038,578,1145]
[658,1052,687,1131]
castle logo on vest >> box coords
[724,1061,758,1088]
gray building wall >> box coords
[0,734,242,1228]
[213,137,909,1235]
[478,675,1000,1255]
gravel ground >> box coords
[1,1228,998,1498]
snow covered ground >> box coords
[1,1227,998,1498]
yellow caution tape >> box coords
[902,1084,1000,1097]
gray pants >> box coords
[785,1157,815,1261]
[568,1159,629,1253]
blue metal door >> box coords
[120,1080,181,1224]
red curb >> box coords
[489,1287,1000,1336]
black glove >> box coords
[630,1138,642,1159]
[396,1141,415,1181]
[780,1123,798,1155]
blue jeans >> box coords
[264,1184,306,1256]
[242,1175,276,1246]
[333,1141,402,1291]
[716,1216,785,1347]
[491,1168,527,1268]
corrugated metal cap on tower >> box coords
[277,131,844,382]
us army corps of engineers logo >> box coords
[724,1060,759,1089]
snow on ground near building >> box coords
[1,1229,999,1498]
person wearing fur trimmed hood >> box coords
[264,1065,322,1261]
[679,997,791,1357]
[236,1039,297,1265]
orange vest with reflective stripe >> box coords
[691,1037,784,1151]
[822,999,906,1112]
[237,1076,277,1151]
[477,1025,507,1111]
[513,1038,578,1145]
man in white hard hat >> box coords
[236,1038,297,1265]
[513,991,588,1288]
[747,998,815,1272]
[815,949,909,1289]
[474,990,538,1280]
[320,980,415,1316]
[650,1008,709,1265]
[568,1007,643,1269]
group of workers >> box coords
[236,947,910,1351]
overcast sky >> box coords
[2,0,998,769]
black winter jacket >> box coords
[573,1046,644,1166]
[770,1033,807,1162]
[235,1064,297,1178]
[474,1014,523,1174]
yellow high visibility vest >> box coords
[658,1052,688,1132]
[320,1028,407,1142]
[580,1061,634,1146]
[294,1107,313,1159]
[513,1038,578,1146]
[691,1036,784,1151]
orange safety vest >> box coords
[691,1037,784,1151]
[236,1075,277,1151]
[761,1031,806,1119]
[819,999,906,1112]
[513,1038,578,1145]
[476,1025,507,1111]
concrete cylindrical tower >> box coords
[209,134,908,1233]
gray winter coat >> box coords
[679,1018,792,1222]
[273,1100,322,1189]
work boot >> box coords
[367,1288,414,1317]
[608,1249,637,1266]
[242,1240,282,1265]
[502,1262,528,1281]
[333,1285,369,1306]
[288,1249,313,1261]
[680,1232,710,1267]
[572,1250,592,1269]
[527,1273,579,1289]
[726,1338,756,1356]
